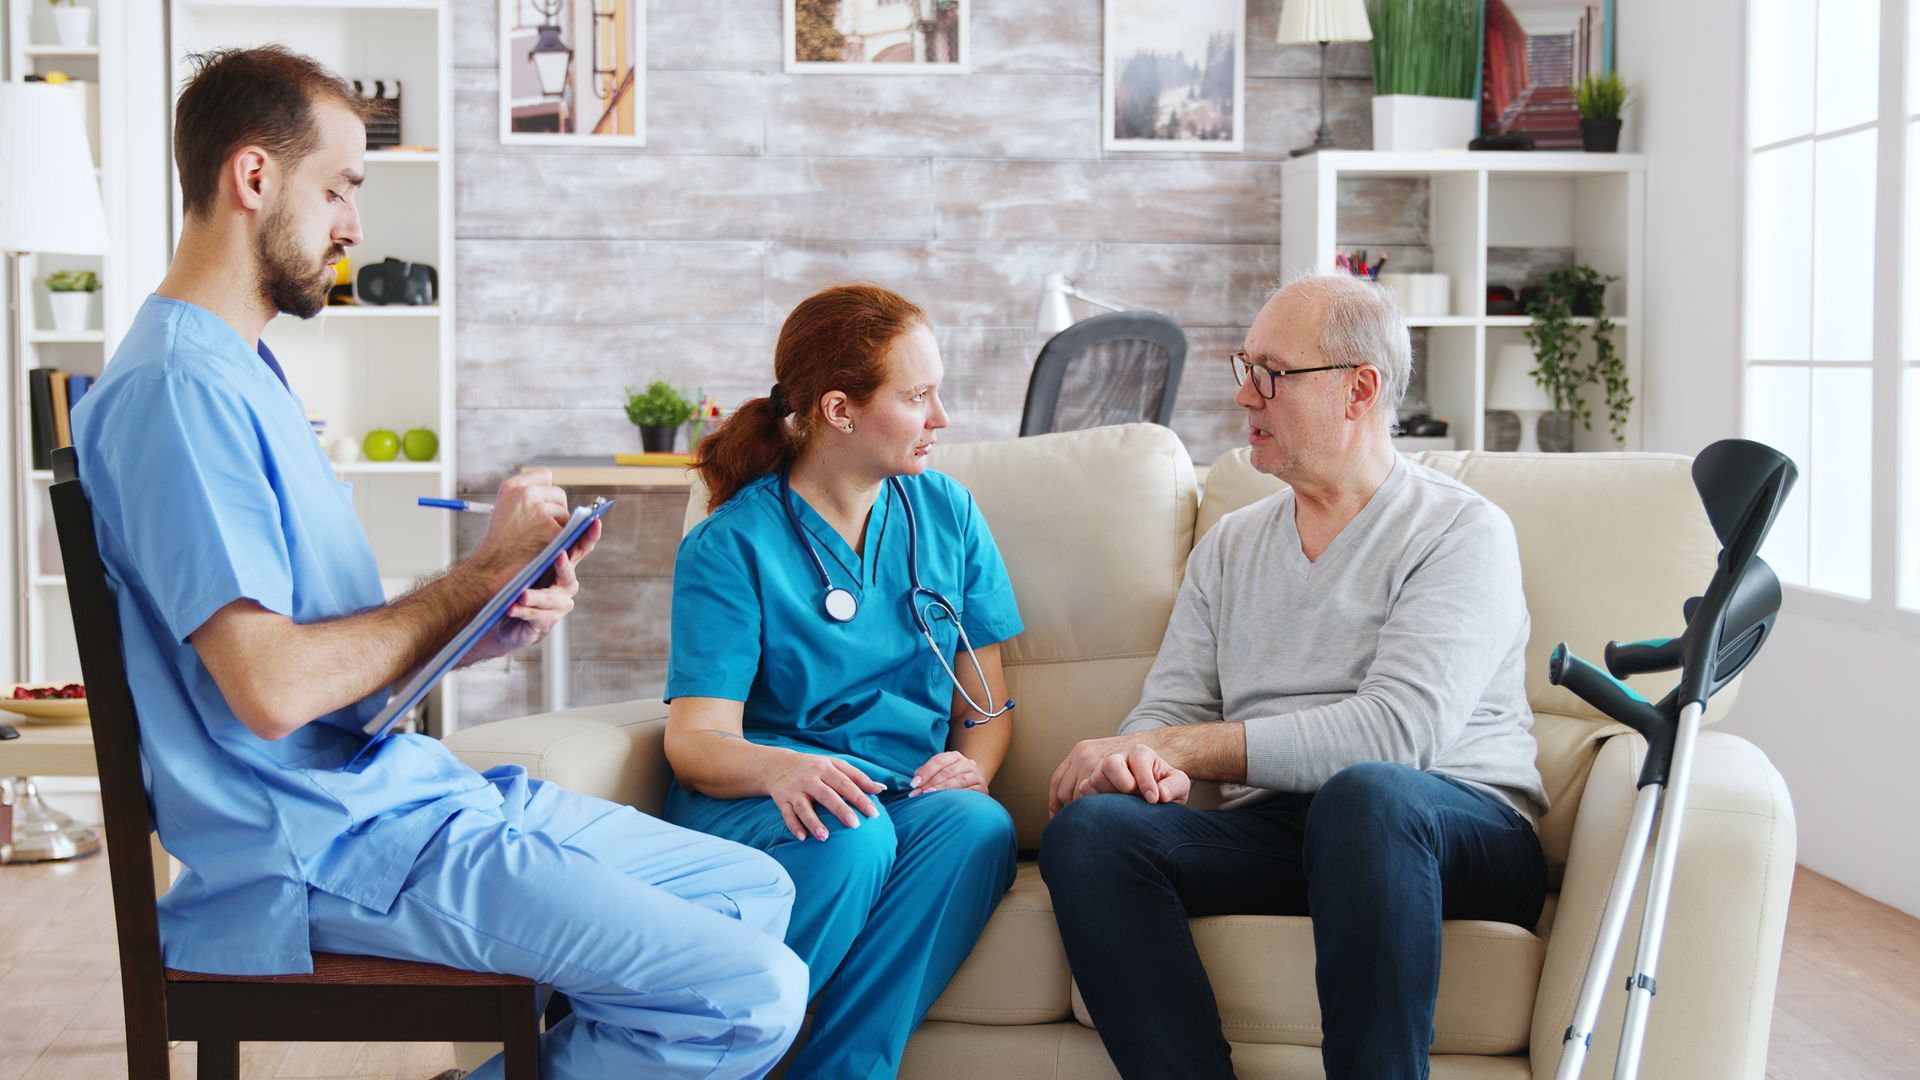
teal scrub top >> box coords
[666,470,1023,789]
[71,296,500,976]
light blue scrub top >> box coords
[71,296,501,976]
[667,470,1023,789]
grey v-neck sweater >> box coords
[1122,457,1548,822]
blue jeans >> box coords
[1039,762,1546,1080]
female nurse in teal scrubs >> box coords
[664,284,1022,1079]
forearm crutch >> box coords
[1548,439,1796,1080]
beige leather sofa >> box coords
[444,423,1795,1079]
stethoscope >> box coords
[778,465,1015,727]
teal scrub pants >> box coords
[667,782,1018,1080]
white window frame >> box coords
[1739,0,1920,641]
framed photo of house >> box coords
[500,0,646,145]
[785,0,970,74]
[1103,0,1245,152]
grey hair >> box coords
[1268,272,1413,429]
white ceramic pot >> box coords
[1370,94,1477,153]
[47,291,94,334]
[52,6,92,48]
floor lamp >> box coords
[0,82,110,863]
[1277,0,1373,157]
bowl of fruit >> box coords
[1,683,88,723]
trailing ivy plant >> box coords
[1522,265,1633,445]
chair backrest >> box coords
[1019,311,1186,437]
[47,447,172,1037]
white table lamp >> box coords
[1277,0,1372,157]
[1488,344,1557,452]
[1035,272,1130,334]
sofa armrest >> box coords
[1532,731,1795,1079]
[442,699,673,816]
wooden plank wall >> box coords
[447,0,1404,725]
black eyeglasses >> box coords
[1228,352,1360,399]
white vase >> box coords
[52,6,92,48]
[48,291,94,334]
[1370,94,1478,153]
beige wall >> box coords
[448,0,1393,724]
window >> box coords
[1743,0,1914,615]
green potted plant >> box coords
[624,380,696,453]
[1366,0,1481,151]
[1522,265,1633,449]
[48,0,92,48]
[45,268,99,334]
[1575,72,1632,153]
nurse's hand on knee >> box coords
[766,752,883,842]
[909,750,987,796]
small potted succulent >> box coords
[48,0,92,48]
[45,269,99,334]
[624,380,696,453]
[1575,72,1632,153]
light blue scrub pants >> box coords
[667,782,1017,1080]
[307,773,808,1080]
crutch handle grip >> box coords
[1549,644,1663,738]
[1604,637,1683,678]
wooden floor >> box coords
[0,856,1914,1078]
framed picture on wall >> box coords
[785,0,970,74]
[499,0,646,145]
[1103,0,1245,152]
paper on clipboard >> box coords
[346,497,615,767]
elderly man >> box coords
[1039,274,1549,1080]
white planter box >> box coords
[52,6,93,47]
[1371,94,1478,153]
[48,291,96,334]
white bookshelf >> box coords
[169,0,459,730]
[7,0,108,685]
[1280,151,1647,452]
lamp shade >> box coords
[1488,344,1554,413]
[1276,0,1373,44]
[0,83,108,255]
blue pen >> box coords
[418,497,495,514]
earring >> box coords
[843,422,854,432]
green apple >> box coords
[402,427,439,462]
[362,429,401,462]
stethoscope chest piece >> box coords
[823,587,858,623]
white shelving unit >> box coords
[7,0,109,685]
[169,0,459,729]
[1280,151,1647,452]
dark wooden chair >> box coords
[47,447,544,1080]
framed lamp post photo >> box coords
[499,0,646,145]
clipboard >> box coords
[346,497,615,768]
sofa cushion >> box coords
[927,859,1543,1054]
[1069,915,1544,1056]
[925,862,1074,1025]
[1197,448,1730,885]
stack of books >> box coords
[28,368,94,470]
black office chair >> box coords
[1019,311,1186,437]
[47,446,545,1079]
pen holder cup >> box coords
[1378,273,1452,318]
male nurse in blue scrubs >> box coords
[69,46,805,1080]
